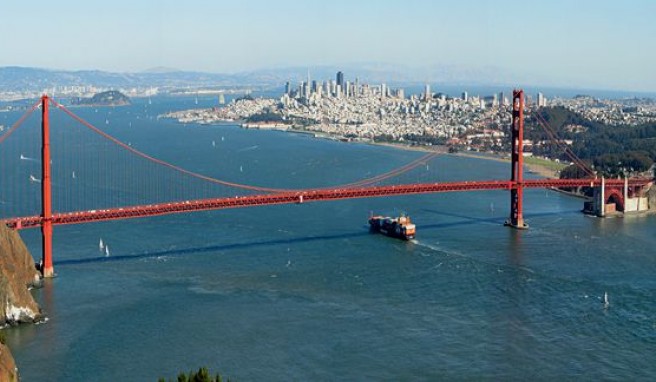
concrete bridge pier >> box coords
[585,177,652,217]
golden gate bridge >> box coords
[0,90,651,278]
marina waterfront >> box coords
[2,96,656,380]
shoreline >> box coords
[174,117,564,180]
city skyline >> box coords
[1,0,655,92]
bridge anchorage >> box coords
[0,90,653,278]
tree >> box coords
[559,164,591,179]
[160,367,228,382]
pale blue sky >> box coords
[1,0,654,91]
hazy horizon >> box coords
[1,0,654,92]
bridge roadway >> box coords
[4,178,651,230]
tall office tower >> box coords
[311,80,318,94]
[397,88,405,99]
[354,77,360,97]
[492,93,499,107]
[336,71,344,88]
[323,81,331,97]
[381,83,387,98]
[330,80,337,96]
[462,91,468,102]
[345,81,351,97]
[537,92,546,107]
[285,81,291,95]
[424,84,431,101]
[335,84,342,98]
[499,92,506,106]
[302,82,310,99]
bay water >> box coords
[2,96,655,380]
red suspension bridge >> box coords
[0,90,652,278]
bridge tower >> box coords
[505,89,528,229]
[41,95,54,277]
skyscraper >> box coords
[462,91,468,102]
[424,84,431,101]
[285,81,291,95]
[336,71,344,89]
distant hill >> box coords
[525,106,656,175]
[2,65,654,99]
[72,90,131,106]
[0,64,522,93]
[0,66,238,92]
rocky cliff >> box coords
[0,342,17,382]
[0,224,42,381]
[0,225,41,325]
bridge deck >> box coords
[4,178,650,229]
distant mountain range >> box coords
[0,64,529,93]
[2,65,652,99]
[0,66,236,91]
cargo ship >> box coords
[368,214,416,240]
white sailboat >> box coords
[212,140,216,147]
[99,238,104,251]
[72,171,76,179]
[105,245,110,257]
[29,174,40,183]
[218,94,225,105]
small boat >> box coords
[212,140,216,147]
[72,171,76,179]
[239,165,243,173]
[20,154,27,160]
[99,238,104,250]
[29,174,40,183]
[105,245,110,257]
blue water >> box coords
[2,96,656,381]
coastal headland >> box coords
[0,225,43,381]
